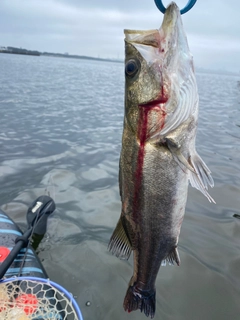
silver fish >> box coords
[109,2,214,318]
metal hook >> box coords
[154,0,197,14]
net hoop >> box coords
[0,276,84,320]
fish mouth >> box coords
[124,3,180,42]
[162,2,180,28]
[124,3,182,64]
[124,3,180,43]
[161,2,188,55]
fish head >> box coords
[124,2,197,139]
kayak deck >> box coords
[0,208,47,278]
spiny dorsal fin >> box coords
[108,218,132,260]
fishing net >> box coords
[0,276,83,320]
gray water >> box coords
[0,53,240,320]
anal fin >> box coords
[108,217,132,260]
[166,247,180,266]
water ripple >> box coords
[0,54,239,320]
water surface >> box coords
[0,53,240,320]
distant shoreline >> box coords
[0,50,40,56]
[41,52,122,63]
[0,46,123,64]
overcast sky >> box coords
[0,0,239,71]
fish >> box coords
[108,2,214,318]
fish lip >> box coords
[162,2,180,29]
[159,2,181,53]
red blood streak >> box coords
[132,104,167,217]
[133,107,149,217]
[132,83,168,217]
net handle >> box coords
[0,276,84,320]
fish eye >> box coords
[125,59,139,77]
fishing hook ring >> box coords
[154,0,197,14]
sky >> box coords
[0,0,240,72]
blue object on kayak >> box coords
[154,0,197,14]
[0,195,56,279]
[0,207,48,278]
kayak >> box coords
[0,207,48,279]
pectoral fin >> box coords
[189,153,215,203]
[166,138,195,173]
[108,217,132,260]
[166,138,215,203]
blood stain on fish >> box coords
[133,107,149,218]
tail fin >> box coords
[123,285,156,318]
